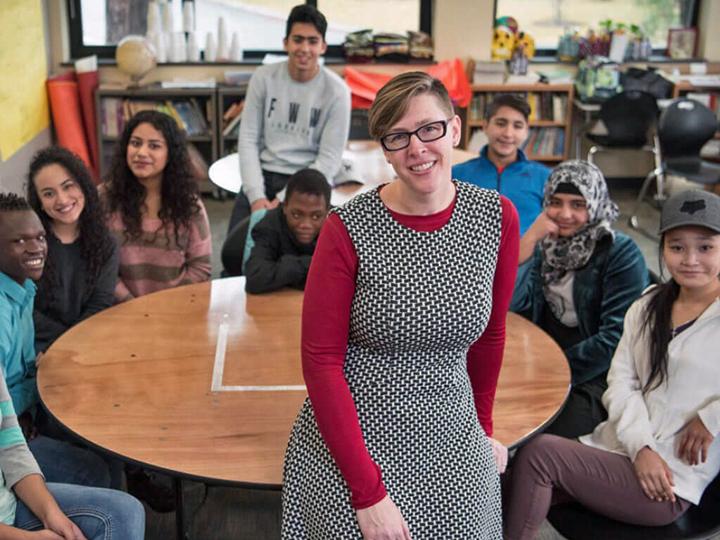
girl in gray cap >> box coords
[512,160,649,439]
[504,188,720,539]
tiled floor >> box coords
[145,178,675,539]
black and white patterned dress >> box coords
[282,182,504,539]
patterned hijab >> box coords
[541,160,619,285]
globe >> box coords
[116,35,157,87]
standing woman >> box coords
[282,72,520,539]
[27,147,118,353]
[102,110,211,302]
[512,161,648,439]
[504,189,720,539]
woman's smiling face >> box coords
[33,163,86,229]
[381,93,460,198]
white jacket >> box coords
[580,290,720,505]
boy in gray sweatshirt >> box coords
[228,4,351,231]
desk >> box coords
[39,278,569,536]
[209,142,476,205]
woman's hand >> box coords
[633,446,675,502]
[488,437,508,473]
[356,495,411,540]
[678,416,714,466]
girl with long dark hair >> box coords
[103,110,211,302]
[504,189,720,539]
[27,147,118,352]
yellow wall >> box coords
[434,0,494,61]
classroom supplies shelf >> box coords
[464,83,575,162]
[217,85,247,157]
[94,84,248,182]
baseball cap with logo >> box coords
[659,189,720,234]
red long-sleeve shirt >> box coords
[301,193,519,509]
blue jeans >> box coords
[14,483,145,539]
[28,436,111,488]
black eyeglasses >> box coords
[380,118,453,151]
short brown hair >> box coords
[368,72,454,139]
[486,94,530,121]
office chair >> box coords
[547,473,720,540]
[628,98,720,234]
[586,90,659,165]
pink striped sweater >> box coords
[106,201,212,302]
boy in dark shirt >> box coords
[245,168,331,294]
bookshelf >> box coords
[95,85,249,196]
[464,83,575,162]
[216,84,247,157]
[95,85,219,182]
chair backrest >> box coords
[221,216,252,276]
[659,98,718,160]
[599,90,659,146]
[221,209,268,276]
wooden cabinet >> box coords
[464,83,574,162]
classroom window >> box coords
[67,0,431,60]
[494,0,699,54]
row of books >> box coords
[222,99,245,138]
[521,127,566,157]
[100,98,210,137]
[468,92,568,123]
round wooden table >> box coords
[39,277,569,488]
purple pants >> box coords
[503,434,691,540]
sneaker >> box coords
[126,467,176,513]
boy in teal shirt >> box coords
[0,193,109,488]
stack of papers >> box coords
[160,78,216,89]
[472,61,506,84]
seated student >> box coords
[504,189,720,540]
[102,110,211,303]
[102,110,211,511]
[245,168,330,294]
[452,94,549,234]
[0,193,112,490]
[511,161,648,439]
[27,147,118,353]
[0,363,145,539]
[451,94,550,294]
[227,4,350,231]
